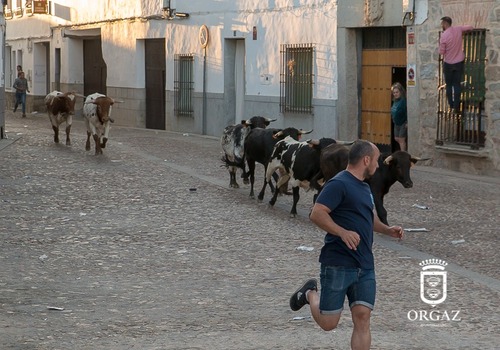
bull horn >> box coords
[272,130,283,139]
[411,156,431,163]
[383,155,393,165]
[299,129,313,135]
[112,99,124,103]
[75,93,86,98]
[307,139,320,146]
[336,140,355,145]
[265,117,277,122]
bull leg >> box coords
[101,137,108,149]
[257,165,270,201]
[290,186,300,218]
[65,125,71,146]
[374,196,388,225]
[93,134,102,155]
[229,167,239,188]
[85,131,92,151]
[52,125,59,143]
[247,160,256,198]
[241,163,249,185]
[268,183,280,207]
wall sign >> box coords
[33,0,49,14]
[407,63,416,87]
[199,25,209,48]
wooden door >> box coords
[361,49,405,148]
[84,39,107,96]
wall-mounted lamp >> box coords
[162,0,189,19]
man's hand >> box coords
[386,226,404,240]
[340,230,361,250]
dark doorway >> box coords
[391,67,407,152]
[84,38,107,96]
[55,48,61,92]
[145,39,166,130]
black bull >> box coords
[269,139,425,224]
[317,145,425,225]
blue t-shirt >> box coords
[316,170,375,269]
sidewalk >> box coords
[1,110,499,349]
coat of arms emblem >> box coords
[420,259,448,307]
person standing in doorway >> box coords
[16,65,22,77]
[13,71,30,118]
[289,140,404,350]
[390,82,407,151]
[439,16,473,113]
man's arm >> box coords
[310,202,361,250]
[373,208,404,239]
[439,35,447,56]
[460,25,474,33]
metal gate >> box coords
[436,29,487,149]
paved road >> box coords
[1,111,499,349]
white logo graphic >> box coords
[419,259,448,307]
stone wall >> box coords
[414,0,499,175]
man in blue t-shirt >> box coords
[289,140,404,350]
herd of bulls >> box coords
[221,116,426,224]
[44,90,119,154]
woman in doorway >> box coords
[390,82,407,151]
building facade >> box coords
[4,0,499,175]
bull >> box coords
[366,151,426,225]
[244,127,313,200]
[266,137,338,217]
[44,91,83,146]
[83,93,119,155]
[318,145,426,224]
[220,116,276,188]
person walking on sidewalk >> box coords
[13,71,30,118]
[439,16,473,113]
[289,140,404,350]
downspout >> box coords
[0,9,5,139]
[202,46,207,135]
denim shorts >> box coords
[394,123,407,138]
[319,265,376,315]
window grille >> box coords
[280,44,314,114]
[436,29,487,149]
[174,54,194,116]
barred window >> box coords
[174,54,194,116]
[280,44,314,114]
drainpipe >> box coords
[202,46,207,135]
[0,8,5,139]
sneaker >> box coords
[13,105,17,113]
[22,113,26,118]
[289,278,317,311]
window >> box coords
[280,44,314,114]
[436,29,487,149]
[174,54,194,116]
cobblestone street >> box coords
[1,111,499,350]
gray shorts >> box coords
[394,123,407,138]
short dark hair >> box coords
[441,16,452,25]
[348,140,375,165]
